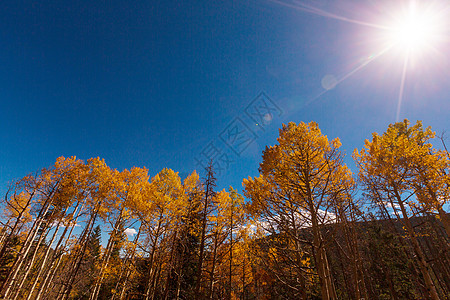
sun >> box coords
[384,2,444,56]
[375,0,449,121]
[391,13,436,52]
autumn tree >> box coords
[89,166,150,300]
[202,187,249,299]
[57,157,111,300]
[354,119,443,300]
[195,161,217,298]
[136,168,185,299]
[223,187,248,300]
[244,121,355,300]
[1,157,90,300]
[0,178,34,285]
[0,120,448,300]
[165,171,202,299]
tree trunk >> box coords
[195,164,216,298]
[61,203,100,300]
[397,197,440,300]
[1,194,53,298]
[228,205,233,300]
[208,232,219,300]
[162,228,178,300]
[195,190,210,298]
[290,208,308,300]
[35,201,84,300]
[114,225,142,300]
[310,207,337,300]
[89,208,124,300]
[26,215,64,300]
[144,213,163,300]
[11,218,51,300]
[36,202,84,300]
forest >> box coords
[0,119,449,300]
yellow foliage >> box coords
[354,119,448,213]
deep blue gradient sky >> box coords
[1,0,450,194]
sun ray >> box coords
[298,45,392,110]
[333,45,392,87]
[396,52,410,122]
[267,0,389,29]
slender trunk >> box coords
[26,204,73,299]
[208,232,219,300]
[322,244,337,299]
[153,263,163,299]
[310,207,336,300]
[37,204,84,300]
[352,219,369,300]
[144,246,157,300]
[147,260,163,300]
[26,214,65,300]
[195,185,213,297]
[397,198,440,300]
[341,205,367,300]
[176,274,181,300]
[290,207,307,300]
[39,250,64,299]
[114,225,142,300]
[35,201,84,300]
[334,240,352,299]
[1,195,53,298]
[61,203,100,300]
[89,207,125,300]
[175,240,184,300]
[11,217,51,300]
[242,252,245,300]
[416,167,450,238]
[430,217,450,289]
[229,206,233,300]
[144,212,164,300]
[0,227,8,248]
[304,167,336,300]
[347,234,361,299]
[162,228,178,300]
[422,232,447,296]
[195,165,217,298]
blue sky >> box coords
[1,0,449,195]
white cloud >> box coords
[124,228,137,237]
[384,202,400,210]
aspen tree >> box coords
[244,122,353,300]
[354,120,441,300]
[90,166,149,300]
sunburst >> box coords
[383,1,445,57]
[269,0,449,120]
